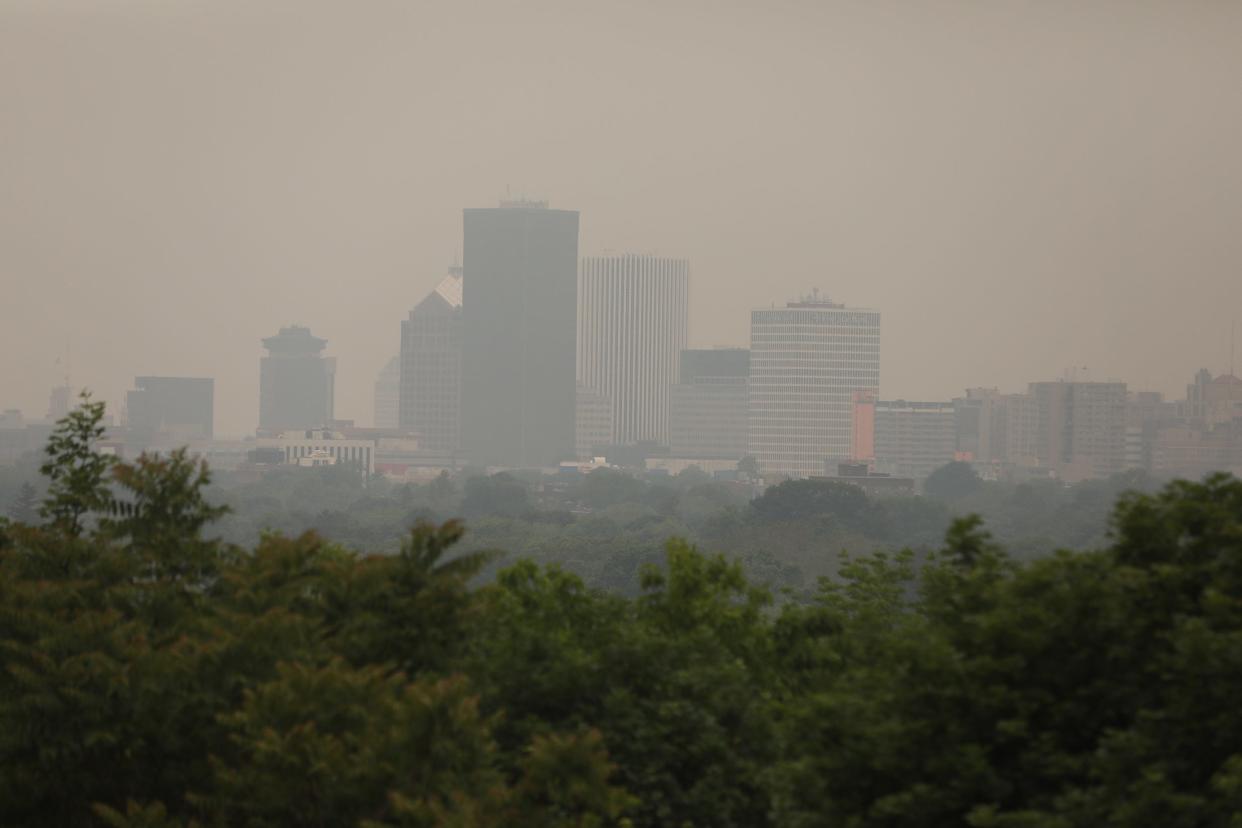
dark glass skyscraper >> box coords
[462,200,579,467]
[259,325,335,432]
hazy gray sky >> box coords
[2,0,1240,436]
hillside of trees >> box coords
[179,457,1157,595]
[3,398,1242,826]
[4,429,1163,597]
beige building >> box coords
[871,399,957,480]
[575,385,613,460]
[954,388,1040,471]
[1029,381,1127,482]
[748,297,880,478]
[1186,370,1242,428]
[1152,421,1242,479]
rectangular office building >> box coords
[461,200,579,467]
[749,298,880,478]
[872,399,958,480]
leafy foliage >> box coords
[923,459,984,501]
[39,391,115,535]
[3,399,1242,826]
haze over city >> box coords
[10,3,1242,826]
[3,0,1241,436]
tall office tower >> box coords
[399,268,463,451]
[462,200,578,467]
[669,348,749,459]
[749,296,880,478]
[259,325,335,432]
[373,356,400,430]
[578,254,690,446]
[1029,380,1127,482]
[126,376,214,447]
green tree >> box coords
[39,391,115,536]
[324,520,497,675]
[428,470,457,505]
[471,542,777,827]
[575,468,645,509]
[102,448,229,579]
[206,662,501,827]
[462,473,531,518]
[923,460,983,501]
[750,477,881,532]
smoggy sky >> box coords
[2,0,1240,436]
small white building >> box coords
[256,429,375,474]
[298,449,337,468]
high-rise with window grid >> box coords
[748,298,880,478]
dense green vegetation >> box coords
[4,400,1241,825]
[191,459,1158,593]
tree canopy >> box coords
[2,399,1241,826]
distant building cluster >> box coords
[4,198,1241,488]
[850,373,1242,484]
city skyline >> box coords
[3,1,1240,436]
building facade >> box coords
[373,356,400,430]
[1029,380,1127,482]
[952,388,1040,471]
[126,376,214,447]
[669,348,749,460]
[399,268,463,451]
[749,298,880,478]
[1186,370,1242,428]
[259,326,335,432]
[1151,420,1242,479]
[461,200,579,467]
[871,399,957,480]
[578,254,689,446]
[575,384,613,459]
[254,429,375,475]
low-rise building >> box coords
[255,429,375,474]
[1151,420,1242,480]
[816,462,915,497]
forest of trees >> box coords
[4,398,1242,826]
[201,460,1154,594]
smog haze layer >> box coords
[2,0,1240,435]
